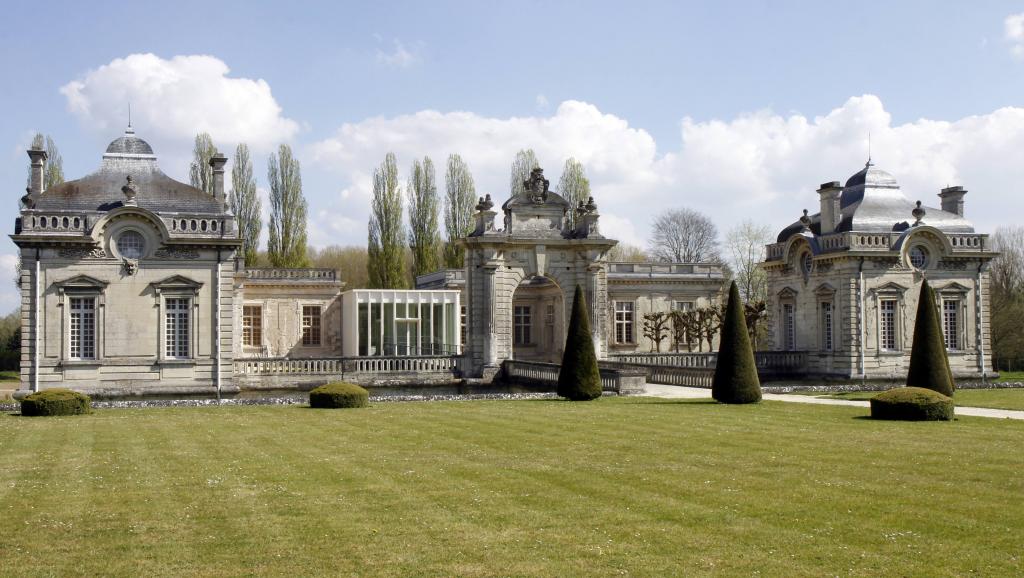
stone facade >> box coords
[13,127,240,396]
[764,162,996,380]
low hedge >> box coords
[20,388,92,416]
[309,382,369,409]
[870,387,954,421]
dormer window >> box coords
[117,230,146,259]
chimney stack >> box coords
[816,181,842,234]
[209,151,228,203]
[27,147,48,196]
[939,186,966,217]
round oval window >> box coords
[909,246,928,269]
[117,230,146,259]
[801,252,813,275]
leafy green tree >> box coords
[557,284,602,401]
[711,281,762,404]
[906,279,955,396]
[510,149,540,198]
[368,152,407,288]
[309,245,369,289]
[442,154,476,268]
[266,144,309,268]
[188,133,216,194]
[407,157,442,278]
[558,157,590,230]
[229,143,262,267]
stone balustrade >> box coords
[608,352,715,368]
[243,268,338,281]
[503,359,647,394]
[21,213,88,233]
[235,354,456,376]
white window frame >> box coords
[150,275,203,364]
[53,275,108,364]
[820,301,834,352]
[68,296,98,360]
[879,299,898,352]
[782,303,796,351]
[164,297,192,359]
[613,301,635,344]
[942,299,960,351]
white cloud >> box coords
[535,94,550,111]
[60,54,299,155]
[307,96,1024,252]
[1006,13,1024,58]
[376,40,419,68]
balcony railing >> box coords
[243,268,338,281]
[234,355,458,376]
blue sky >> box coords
[2,0,1024,312]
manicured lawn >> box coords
[807,388,1024,411]
[1,399,1022,576]
[0,370,19,381]
[996,370,1024,383]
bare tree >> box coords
[309,245,370,289]
[230,143,261,267]
[648,208,720,263]
[368,152,407,288]
[990,226,1024,371]
[558,157,590,229]
[443,154,476,268]
[607,243,649,263]
[725,220,772,303]
[642,312,671,353]
[267,144,309,268]
[510,149,540,198]
[407,157,442,278]
[189,133,216,194]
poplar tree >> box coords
[188,133,216,194]
[368,152,407,288]
[510,149,540,197]
[266,144,309,268]
[229,143,262,267]
[558,157,590,230]
[443,154,476,269]
[407,157,442,278]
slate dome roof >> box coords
[104,127,154,156]
[843,161,898,190]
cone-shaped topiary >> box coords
[906,279,955,396]
[557,284,602,401]
[712,281,762,404]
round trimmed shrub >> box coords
[870,387,954,421]
[309,382,369,409]
[20,388,91,417]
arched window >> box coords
[909,246,928,269]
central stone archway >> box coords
[511,274,565,363]
[461,168,616,379]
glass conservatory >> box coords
[341,289,461,356]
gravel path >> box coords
[641,383,1024,420]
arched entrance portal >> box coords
[511,275,564,363]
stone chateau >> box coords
[12,129,724,396]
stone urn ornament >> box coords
[122,175,138,206]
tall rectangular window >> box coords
[242,305,262,347]
[69,297,96,360]
[165,298,190,358]
[820,302,833,351]
[514,305,531,345]
[302,305,322,346]
[943,300,960,350]
[880,299,897,351]
[614,301,634,344]
[460,305,467,349]
[783,303,795,351]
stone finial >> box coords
[584,196,597,213]
[912,200,926,225]
[122,175,139,206]
[799,209,811,231]
[476,193,494,212]
[21,187,34,210]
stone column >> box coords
[483,265,498,367]
[587,263,604,359]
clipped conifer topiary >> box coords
[870,386,954,421]
[712,281,762,404]
[557,284,602,401]
[309,382,370,408]
[20,388,91,416]
[906,279,955,396]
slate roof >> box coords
[32,128,224,215]
[776,162,975,243]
